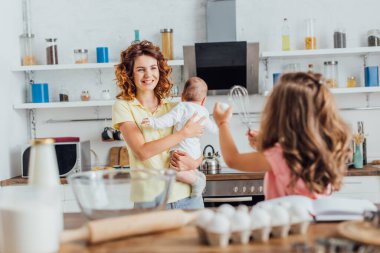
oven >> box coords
[202,168,265,207]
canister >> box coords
[367,29,380,46]
[333,28,346,48]
[160,28,173,60]
[74,49,88,64]
[305,18,317,50]
[96,47,109,63]
[31,83,49,103]
[20,33,37,66]
[46,38,58,65]
[323,61,338,88]
[364,66,379,86]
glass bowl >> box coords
[68,169,175,220]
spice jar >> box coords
[305,18,317,50]
[20,33,37,66]
[101,89,111,100]
[333,28,346,48]
[347,76,357,88]
[160,28,173,60]
[367,29,380,46]
[46,38,58,65]
[323,61,339,88]
[74,49,88,64]
[80,90,90,101]
[58,86,69,102]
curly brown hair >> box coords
[115,40,173,102]
[258,72,352,194]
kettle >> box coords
[201,145,221,174]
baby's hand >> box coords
[141,118,150,127]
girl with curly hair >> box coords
[213,72,352,200]
[112,40,205,209]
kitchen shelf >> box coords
[261,46,380,59]
[13,97,182,109]
[263,86,380,96]
[12,59,184,72]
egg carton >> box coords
[195,203,312,247]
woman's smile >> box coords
[133,55,159,91]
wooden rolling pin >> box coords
[60,209,199,244]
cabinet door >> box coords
[332,176,380,203]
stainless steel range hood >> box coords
[206,0,237,42]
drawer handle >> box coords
[203,197,252,203]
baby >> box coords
[141,77,217,197]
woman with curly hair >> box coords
[112,40,205,209]
[213,72,352,200]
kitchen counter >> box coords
[2,164,380,186]
[59,213,346,253]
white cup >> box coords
[0,186,61,253]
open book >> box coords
[261,195,377,221]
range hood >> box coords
[206,0,237,42]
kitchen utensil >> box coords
[60,209,199,244]
[201,145,220,174]
[229,85,253,130]
[337,220,380,246]
[68,169,175,220]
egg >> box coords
[230,210,251,232]
[237,204,249,214]
[217,204,235,218]
[196,209,215,228]
[250,208,271,229]
[270,205,290,226]
[207,213,231,234]
[218,102,230,112]
[289,204,311,223]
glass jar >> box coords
[58,86,69,102]
[323,61,339,88]
[80,90,90,101]
[367,29,380,46]
[20,33,37,66]
[101,89,111,100]
[333,28,346,48]
[160,28,173,60]
[74,49,88,64]
[347,76,357,88]
[305,18,317,50]
[46,38,58,65]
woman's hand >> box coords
[213,102,233,127]
[181,113,205,138]
[247,129,259,149]
[170,150,201,171]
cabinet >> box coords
[260,46,380,96]
[332,176,380,203]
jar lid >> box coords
[347,76,356,80]
[45,38,58,42]
[74,49,88,53]
[20,33,35,38]
[324,61,338,65]
[31,138,55,145]
[160,28,173,33]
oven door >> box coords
[202,179,264,207]
[203,196,264,208]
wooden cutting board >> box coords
[337,220,380,246]
[119,147,129,166]
[109,147,121,166]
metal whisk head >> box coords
[229,85,252,130]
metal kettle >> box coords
[201,145,220,174]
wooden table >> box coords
[59,213,340,253]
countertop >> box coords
[58,213,346,253]
[2,164,380,186]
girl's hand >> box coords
[170,150,201,171]
[247,129,259,148]
[213,102,233,127]
[181,113,205,138]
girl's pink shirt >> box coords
[263,143,330,200]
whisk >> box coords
[229,85,253,130]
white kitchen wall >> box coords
[2,0,380,179]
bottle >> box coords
[358,121,367,165]
[160,28,173,60]
[281,18,290,51]
[307,64,314,73]
[28,138,60,186]
[132,29,140,44]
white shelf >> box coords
[12,59,184,72]
[261,46,380,59]
[263,86,380,96]
[13,97,182,109]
